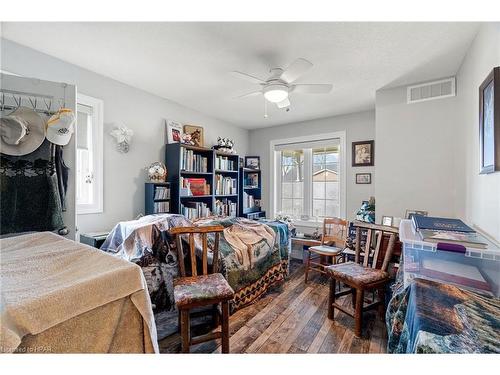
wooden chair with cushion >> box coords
[326,222,397,337]
[169,225,235,353]
[304,217,349,283]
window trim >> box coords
[270,131,346,227]
[76,93,104,215]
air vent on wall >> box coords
[407,77,456,104]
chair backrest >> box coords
[169,225,224,277]
[352,222,398,272]
[321,217,349,247]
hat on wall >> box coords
[0,107,46,156]
[46,108,76,146]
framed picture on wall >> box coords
[166,119,182,143]
[355,173,371,184]
[479,66,500,174]
[245,156,260,170]
[405,209,428,219]
[352,140,374,167]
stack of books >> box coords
[181,148,208,172]
[243,192,255,210]
[215,175,237,195]
[154,186,170,200]
[215,155,235,171]
[181,202,211,219]
[153,201,170,213]
[412,215,488,250]
[214,198,237,217]
[180,177,211,196]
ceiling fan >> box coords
[231,58,332,110]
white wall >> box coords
[1,39,249,234]
[375,84,459,221]
[249,110,376,224]
[455,23,500,242]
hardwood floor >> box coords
[158,259,388,354]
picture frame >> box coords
[352,140,374,167]
[355,173,371,184]
[166,119,182,144]
[183,124,204,147]
[381,216,393,227]
[405,209,428,220]
[245,156,260,170]
[479,66,500,174]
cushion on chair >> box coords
[174,273,235,307]
[309,245,344,256]
[326,261,389,286]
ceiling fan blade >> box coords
[230,71,266,84]
[235,90,262,99]
[291,84,333,94]
[276,97,290,109]
[280,58,313,83]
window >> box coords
[76,94,103,214]
[271,132,345,226]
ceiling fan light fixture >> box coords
[263,84,289,103]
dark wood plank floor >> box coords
[158,260,388,353]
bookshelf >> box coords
[238,167,266,220]
[165,143,240,219]
[145,182,171,215]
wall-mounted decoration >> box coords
[110,123,133,153]
[352,140,374,167]
[479,66,500,174]
[355,173,371,184]
[166,119,182,144]
[381,215,394,227]
[245,156,260,169]
[405,209,428,219]
[147,161,167,182]
[183,124,204,147]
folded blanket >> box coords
[0,232,158,353]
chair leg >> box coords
[304,250,311,283]
[221,301,230,354]
[328,278,336,320]
[180,309,190,353]
[378,288,385,322]
[351,288,356,308]
[354,288,364,338]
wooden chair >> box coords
[326,222,398,337]
[304,217,349,283]
[169,225,234,353]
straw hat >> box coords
[0,107,46,156]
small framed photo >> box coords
[381,216,394,227]
[352,140,374,167]
[245,156,260,169]
[183,124,204,147]
[166,119,182,144]
[254,199,261,207]
[355,173,371,184]
[479,66,499,174]
[405,210,428,220]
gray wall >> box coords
[455,23,500,242]
[1,39,249,234]
[249,110,376,223]
[375,84,459,221]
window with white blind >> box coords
[76,94,103,214]
[271,132,346,226]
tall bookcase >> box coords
[238,167,266,219]
[165,143,240,218]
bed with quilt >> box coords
[101,214,290,315]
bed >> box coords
[0,232,158,353]
[101,214,291,313]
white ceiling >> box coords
[2,22,479,129]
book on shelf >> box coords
[215,175,237,195]
[181,201,211,219]
[180,177,211,196]
[412,215,475,233]
[243,192,256,210]
[153,201,170,213]
[214,198,237,217]
[153,186,170,200]
[180,147,208,172]
[215,155,236,171]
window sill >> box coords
[77,207,103,215]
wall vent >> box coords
[407,77,456,104]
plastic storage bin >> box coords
[399,220,500,297]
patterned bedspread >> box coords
[386,258,500,353]
[101,214,290,313]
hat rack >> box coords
[0,88,61,116]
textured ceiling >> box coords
[2,22,480,129]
